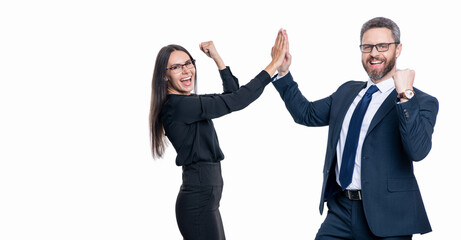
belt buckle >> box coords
[345,190,362,200]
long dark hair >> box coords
[149,44,196,159]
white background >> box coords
[1,0,460,239]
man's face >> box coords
[361,28,401,83]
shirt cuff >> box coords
[272,72,289,82]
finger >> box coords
[277,34,283,52]
[275,31,283,51]
[280,32,286,48]
[274,39,285,60]
[275,29,281,45]
[279,30,284,44]
[202,41,211,49]
[278,31,286,52]
[275,29,283,46]
[200,42,207,52]
[280,31,286,50]
[284,29,290,52]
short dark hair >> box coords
[360,17,400,44]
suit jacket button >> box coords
[404,109,410,120]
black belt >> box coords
[342,190,362,200]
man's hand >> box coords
[393,69,415,102]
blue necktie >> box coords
[339,85,379,190]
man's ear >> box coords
[395,43,402,59]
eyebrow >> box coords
[361,42,392,45]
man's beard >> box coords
[363,55,396,81]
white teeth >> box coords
[180,77,191,81]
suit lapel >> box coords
[366,89,398,135]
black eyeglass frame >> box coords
[165,59,196,72]
[359,42,400,53]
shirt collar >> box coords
[366,77,395,93]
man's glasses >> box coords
[359,42,400,53]
[166,59,196,74]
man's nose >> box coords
[370,45,380,56]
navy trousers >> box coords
[315,193,412,240]
[176,161,225,240]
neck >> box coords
[167,88,190,95]
[371,68,396,84]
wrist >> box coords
[278,70,289,77]
[264,62,278,77]
[396,86,413,94]
[214,57,226,70]
[397,88,415,102]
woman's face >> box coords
[165,50,195,95]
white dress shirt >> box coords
[335,78,395,190]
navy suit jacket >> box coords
[273,72,438,237]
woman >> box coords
[149,30,287,239]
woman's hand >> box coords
[200,41,226,70]
[265,29,288,76]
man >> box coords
[273,17,438,239]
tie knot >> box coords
[365,85,379,96]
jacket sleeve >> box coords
[396,90,439,161]
[272,72,332,126]
[172,70,271,124]
[219,66,239,93]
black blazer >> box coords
[273,72,438,237]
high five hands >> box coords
[200,29,290,77]
[274,29,291,77]
[265,29,289,77]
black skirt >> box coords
[176,161,225,240]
